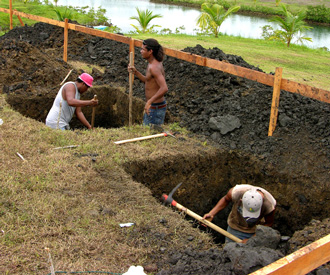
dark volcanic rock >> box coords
[1,22,330,275]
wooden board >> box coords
[250,234,330,275]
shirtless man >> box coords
[128,39,168,126]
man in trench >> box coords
[203,184,276,243]
[128,38,168,126]
[45,73,98,130]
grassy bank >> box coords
[129,33,330,91]
[0,94,215,274]
[152,0,330,23]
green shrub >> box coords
[306,5,330,23]
[53,7,73,21]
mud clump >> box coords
[1,23,330,274]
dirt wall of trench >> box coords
[123,149,330,239]
[5,85,145,128]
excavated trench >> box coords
[1,24,330,272]
[122,146,329,243]
[4,84,330,243]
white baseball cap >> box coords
[242,189,263,218]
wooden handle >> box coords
[60,69,73,86]
[114,133,166,145]
[91,95,97,128]
[175,202,242,243]
[129,51,134,127]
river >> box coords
[58,0,330,49]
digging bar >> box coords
[91,95,97,128]
[114,132,175,145]
[60,69,73,86]
[161,189,242,243]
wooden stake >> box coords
[268,67,283,136]
[63,18,68,62]
[9,0,13,30]
[91,95,97,129]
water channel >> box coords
[59,0,330,49]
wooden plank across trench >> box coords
[250,234,330,275]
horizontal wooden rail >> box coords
[1,6,329,105]
[163,47,330,104]
[250,234,330,275]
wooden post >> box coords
[9,0,13,30]
[128,38,135,126]
[268,67,283,136]
[63,18,68,62]
[91,95,97,129]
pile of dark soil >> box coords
[1,23,330,274]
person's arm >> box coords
[144,66,168,114]
[63,84,98,107]
[202,187,233,222]
[75,107,92,129]
[128,65,146,83]
[261,210,275,227]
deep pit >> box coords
[123,146,328,239]
[1,22,330,273]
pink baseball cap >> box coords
[78,73,93,87]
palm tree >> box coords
[269,4,312,47]
[130,8,162,34]
[197,3,240,38]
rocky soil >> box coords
[1,22,330,274]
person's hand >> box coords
[90,98,98,106]
[241,238,249,244]
[144,101,151,115]
[128,65,136,74]
[202,213,214,222]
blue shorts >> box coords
[143,101,167,126]
[225,226,254,243]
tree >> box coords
[196,3,240,38]
[268,4,312,47]
[130,8,162,34]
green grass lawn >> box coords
[1,0,329,91]
[129,33,330,91]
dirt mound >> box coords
[1,22,330,274]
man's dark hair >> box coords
[76,78,84,84]
[143,38,164,62]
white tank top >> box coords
[46,82,80,129]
